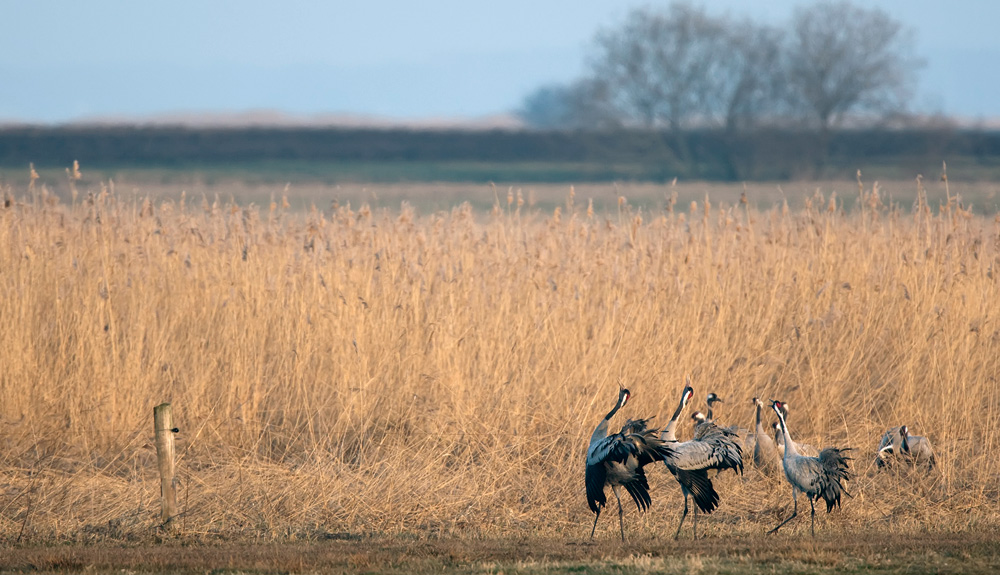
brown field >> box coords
[3,534,1000,574]
[1,172,999,571]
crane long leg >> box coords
[809,498,816,538]
[693,506,699,539]
[612,486,626,542]
[767,488,799,535]
[590,506,601,539]
[674,491,689,540]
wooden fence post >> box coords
[153,402,177,527]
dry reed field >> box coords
[1,172,999,571]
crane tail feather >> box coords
[816,447,852,513]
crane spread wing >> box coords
[660,421,743,515]
[586,418,674,514]
[585,457,609,513]
[670,422,744,474]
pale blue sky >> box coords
[1,0,998,124]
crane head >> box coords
[691,411,707,424]
[681,386,694,406]
[770,399,789,419]
[707,392,723,405]
[899,425,908,438]
[770,399,785,418]
[617,385,631,408]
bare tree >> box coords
[718,20,788,132]
[588,3,730,129]
[785,1,922,131]
[582,3,788,132]
[518,0,922,141]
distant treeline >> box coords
[1,126,999,181]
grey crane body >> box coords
[586,387,675,541]
[662,387,743,539]
[767,400,851,537]
[751,397,780,474]
[900,426,936,468]
[877,425,935,470]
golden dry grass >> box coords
[0,175,998,546]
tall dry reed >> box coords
[0,178,997,542]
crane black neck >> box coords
[670,388,692,421]
[605,390,628,421]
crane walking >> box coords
[766,400,851,537]
[586,385,675,541]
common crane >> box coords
[661,388,743,539]
[876,425,935,470]
[767,400,851,537]
[751,397,780,475]
[586,385,675,541]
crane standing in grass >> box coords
[661,386,744,539]
[767,400,852,537]
[751,397,780,475]
[586,385,675,541]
